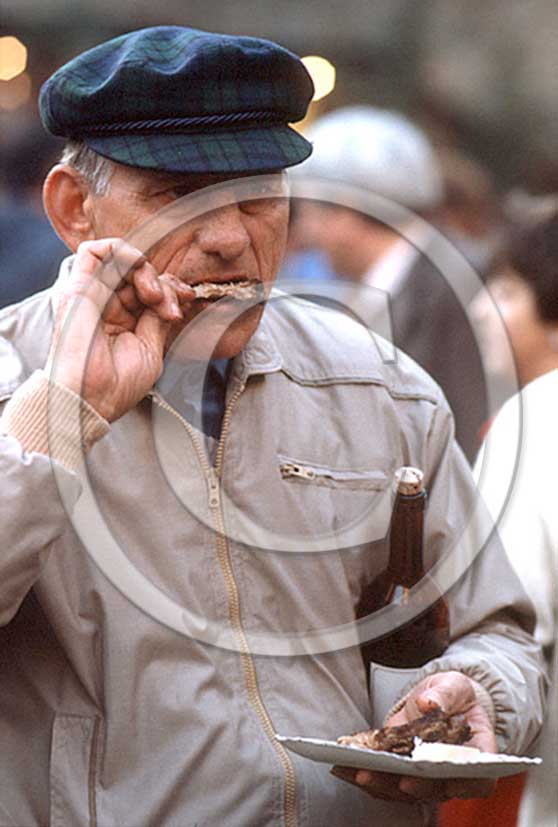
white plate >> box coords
[275,735,541,779]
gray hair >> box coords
[60,140,115,196]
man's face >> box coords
[85,164,290,359]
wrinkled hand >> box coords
[45,238,194,422]
[331,671,497,803]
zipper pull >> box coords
[280,462,316,480]
[208,472,221,509]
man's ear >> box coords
[43,164,96,252]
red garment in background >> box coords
[439,774,526,827]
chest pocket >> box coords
[276,453,393,549]
[278,454,390,491]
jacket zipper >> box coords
[153,390,298,827]
[280,462,317,481]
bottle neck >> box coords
[387,489,427,588]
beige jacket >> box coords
[0,273,546,827]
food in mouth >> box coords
[191,280,265,301]
[337,709,472,756]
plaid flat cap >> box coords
[39,26,314,174]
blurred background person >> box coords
[435,145,504,274]
[277,198,338,284]
[441,207,558,827]
[286,106,488,462]
[0,125,67,308]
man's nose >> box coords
[195,204,251,261]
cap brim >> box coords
[85,125,312,174]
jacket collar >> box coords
[232,303,283,382]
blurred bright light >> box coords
[0,36,28,81]
[301,55,336,102]
[0,71,32,110]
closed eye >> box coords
[160,172,288,207]
[239,174,289,212]
[167,183,202,198]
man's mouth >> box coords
[189,278,265,302]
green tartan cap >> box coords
[39,26,314,174]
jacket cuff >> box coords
[0,370,110,470]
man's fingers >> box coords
[330,764,496,804]
[96,239,150,293]
[128,268,192,319]
[159,273,196,306]
[410,672,477,717]
[355,770,415,802]
[104,278,187,329]
[157,280,183,321]
[329,766,360,788]
[68,240,200,326]
[132,261,166,305]
[399,774,496,802]
[115,284,143,315]
[102,289,140,331]
[57,240,143,324]
[72,239,168,315]
[71,240,190,325]
[331,767,415,802]
[73,239,146,288]
[134,307,172,357]
[399,777,448,799]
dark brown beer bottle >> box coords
[357,467,450,675]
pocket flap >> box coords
[50,714,100,827]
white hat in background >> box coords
[298,105,444,210]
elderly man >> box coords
[0,26,545,827]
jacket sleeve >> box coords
[403,392,547,755]
[0,371,109,626]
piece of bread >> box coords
[191,280,264,300]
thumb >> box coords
[416,672,475,716]
[416,688,446,714]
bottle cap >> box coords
[395,466,424,496]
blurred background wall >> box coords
[2,0,557,190]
